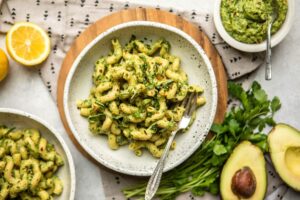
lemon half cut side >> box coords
[6,22,50,66]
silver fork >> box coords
[265,0,279,80]
[145,92,198,200]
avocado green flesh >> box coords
[220,0,288,44]
[220,141,267,200]
[268,123,300,191]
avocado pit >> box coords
[231,166,256,198]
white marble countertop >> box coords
[0,0,299,199]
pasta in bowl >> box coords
[64,21,217,176]
[0,108,75,199]
[76,38,207,158]
[0,127,64,199]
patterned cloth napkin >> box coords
[0,0,264,101]
[0,0,287,200]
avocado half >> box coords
[220,141,267,200]
[268,123,300,191]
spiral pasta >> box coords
[77,37,206,158]
[0,126,64,200]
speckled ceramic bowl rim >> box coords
[0,108,76,200]
[64,21,218,176]
[214,0,295,52]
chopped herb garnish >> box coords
[142,99,151,105]
[6,127,16,135]
[112,115,123,120]
[132,111,142,119]
[95,100,105,108]
[151,99,160,110]
[129,34,136,42]
[88,113,105,122]
[116,135,128,145]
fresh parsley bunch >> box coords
[123,81,281,200]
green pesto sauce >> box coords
[221,0,288,44]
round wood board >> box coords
[57,8,228,164]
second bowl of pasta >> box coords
[0,108,75,199]
[64,21,217,176]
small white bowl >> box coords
[64,21,218,176]
[0,108,76,200]
[214,0,295,52]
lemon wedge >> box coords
[6,22,50,66]
[0,48,9,81]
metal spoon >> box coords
[265,0,279,80]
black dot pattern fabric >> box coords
[0,0,264,101]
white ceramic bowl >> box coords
[214,0,295,52]
[0,108,76,200]
[64,21,217,176]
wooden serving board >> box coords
[57,8,228,164]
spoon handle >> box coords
[265,23,272,80]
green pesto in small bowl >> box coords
[220,0,288,44]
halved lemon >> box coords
[6,22,50,66]
[0,48,9,81]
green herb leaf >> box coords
[251,81,261,91]
[132,111,141,118]
[6,127,16,135]
[191,187,205,196]
[95,100,105,109]
[210,124,227,135]
[254,140,269,153]
[228,119,240,137]
[253,89,267,103]
[213,144,227,155]
[228,82,244,98]
[271,96,281,113]
[112,115,123,120]
[88,113,105,122]
[209,181,219,195]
